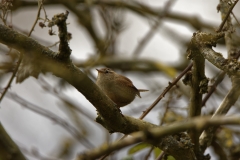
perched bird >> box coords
[96,68,148,107]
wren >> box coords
[96,68,148,107]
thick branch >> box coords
[0,24,194,160]
[199,77,240,151]
[0,24,124,131]
[189,31,240,76]
[187,47,207,155]
[199,0,240,153]
[78,115,240,160]
[0,123,26,160]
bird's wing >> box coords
[115,75,141,97]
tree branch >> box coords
[77,115,240,160]
[199,0,240,153]
[187,34,208,155]
[0,123,26,160]
[0,24,196,160]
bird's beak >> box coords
[96,68,104,73]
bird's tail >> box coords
[136,89,149,98]
[138,89,149,92]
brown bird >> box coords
[96,68,148,107]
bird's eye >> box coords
[104,69,112,74]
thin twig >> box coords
[159,90,174,125]
[132,0,175,56]
[231,11,240,25]
[144,146,154,160]
[6,92,94,149]
[0,0,44,103]
[139,62,193,120]
[202,47,240,106]
[0,53,22,103]
[200,0,240,153]
[216,0,239,32]
[41,0,49,23]
[202,1,240,106]
[38,77,95,121]
[202,72,225,106]
[155,151,164,160]
[47,41,60,48]
[78,115,240,160]
[20,146,61,160]
[28,0,43,36]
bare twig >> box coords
[21,146,61,160]
[11,0,216,31]
[0,0,44,103]
[78,115,240,160]
[132,0,175,56]
[144,146,154,160]
[0,53,22,103]
[155,151,164,160]
[202,71,226,106]
[216,0,239,32]
[200,0,240,153]
[199,78,240,151]
[139,62,193,120]
[202,51,240,106]
[6,92,94,149]
[231,12,240,25]
[28,0,44,36]
[38,77,95,122]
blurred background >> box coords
[0,0,240,159]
